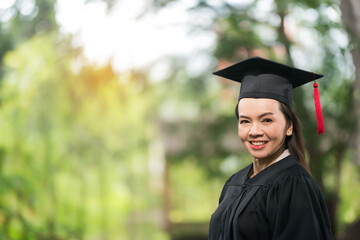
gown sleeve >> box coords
[266,169,333,240]
[218,175,234,204]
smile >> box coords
[250,141,267,146]
[249,141,268,150]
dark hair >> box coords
[235,101,311,174]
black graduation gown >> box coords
[209,155,333,240]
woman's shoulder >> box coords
[268,158,322,196]
[223,155,319,189]
[225,162,253,186]
[271,159,314,184]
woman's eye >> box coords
[239,120,249,124]
[263,118,272,123]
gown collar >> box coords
[228,155,299,186]
[274,149,291,163]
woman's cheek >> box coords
[238,127,248,141]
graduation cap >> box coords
[213,57,325,135]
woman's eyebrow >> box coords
[259,112,274,118]
[238,115,250,119]
[238,112,274,119]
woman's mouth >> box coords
[249,141,268,150]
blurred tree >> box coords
[340,0,360,167]
[0,31,167,239]
[0,0,58,78]
[339,0,360,239]
[0,0,171,239]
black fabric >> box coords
[209,155,333,240]
[240,74,292,107]
[212,57,323,108]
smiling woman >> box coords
[209,57,333,240]
[237,98,292,175]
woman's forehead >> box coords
[238,98,282,115]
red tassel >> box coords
[313,82,325,135]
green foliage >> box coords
[0,32,164,239]
[0,0,58,78]
[338,159,360,230]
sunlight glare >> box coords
[56,0,203,73]
[0,0,15,9]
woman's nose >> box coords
[249,122,263,136]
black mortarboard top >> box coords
[213,56,325,134]
[213,56,323,108]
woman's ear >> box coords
[286,122,293,136]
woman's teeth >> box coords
[251,141,266,146]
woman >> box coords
[209,57,333,240]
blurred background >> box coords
[0,0,359,239]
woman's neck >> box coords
[250,148,289,178]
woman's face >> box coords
[237,98,292,163]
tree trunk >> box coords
[340,0,360,167]
[339,1,360,239]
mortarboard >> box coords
[213,57,325,135]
